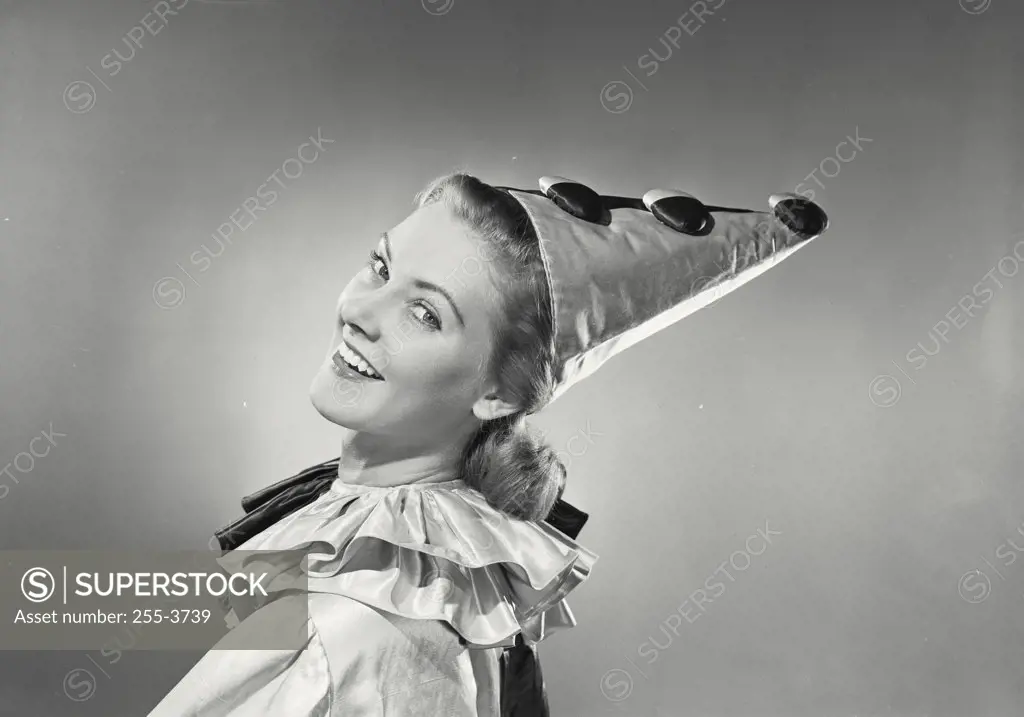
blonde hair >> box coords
[414,173,565,521]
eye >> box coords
[412,303,441,331]
[366,249,388,280]
[366,248,442,331]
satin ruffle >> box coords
[215,478,597,648]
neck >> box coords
[336,426,469,487]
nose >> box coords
[338,284,389,342]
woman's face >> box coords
[309,201,513,443]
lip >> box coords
[331,342,384,382]
[330,353,380,382]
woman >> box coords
[147,173,828,716]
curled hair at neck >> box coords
[414,173,565,521]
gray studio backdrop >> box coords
[1,0,1022,715]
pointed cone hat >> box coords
[495,177,830,405]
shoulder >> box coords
[306,593,485,714]
[147,594,331,716]
[308,592,467,667]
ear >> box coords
[471,390,520,421]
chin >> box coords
[308,362,371,428]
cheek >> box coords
[384,343,482,400]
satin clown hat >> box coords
[495,177,830,405]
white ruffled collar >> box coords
[217,477,597,647]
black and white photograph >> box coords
[1,0,1022,714]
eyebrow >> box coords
[381,231,466,328]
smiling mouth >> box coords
[332,342,384,380]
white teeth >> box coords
[335,342,380,378]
